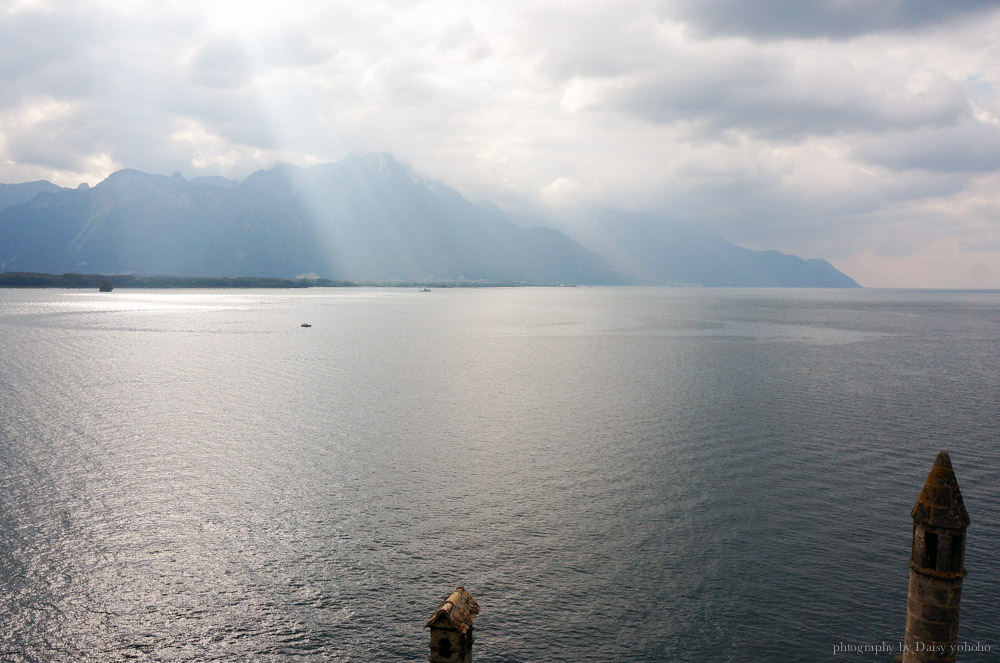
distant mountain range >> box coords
[561,210,859,287]
[0,153,858,287]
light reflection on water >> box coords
[1,287,998,662]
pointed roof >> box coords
[424,587,480,633]
[911,452,970,529]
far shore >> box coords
[0,272,545,289]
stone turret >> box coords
[903,452,970,663]
[425,587,480,663]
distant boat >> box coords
[419,287,431,292]
[300,323,312,327]
[99,281,113,292]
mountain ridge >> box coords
[0,155,858,287]
[556,210,859,287]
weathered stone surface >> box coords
[911,452,970,530]
[903,453,969,663]
[909,578,962,608]
[907,595,961,624]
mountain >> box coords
[559,211,860,287]
[0,155,622,284]
[0,180,64,212]
[0,154,858,286]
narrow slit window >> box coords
[950,534,964,570]
[925,531,939,569]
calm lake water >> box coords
[1,287,997,662]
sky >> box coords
[2,0,1000,288]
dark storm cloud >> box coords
[664,0,1000,40]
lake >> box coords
[1,286,997,661]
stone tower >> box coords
[425,586,480,663]
[903,452,970,663]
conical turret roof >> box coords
[911,452,970,529]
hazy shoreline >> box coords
[0,271,548,289]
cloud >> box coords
[528,18,976,143]
[188,38,256,89]
[2,0,1000,286]
[603,53,970,139]
[187,29,332,90]
[662,0,1000,40]
[515,1,664,81]
[0,8,109,109]
[853,117,1000,173]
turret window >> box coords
[925,532,938,569]
[950,534,964,570]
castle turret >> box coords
[425,587,479,663]
[903,452,970,663]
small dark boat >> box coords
[301,323,312,327]
[99,280,113,292]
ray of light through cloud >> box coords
[2,0,1000,287]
